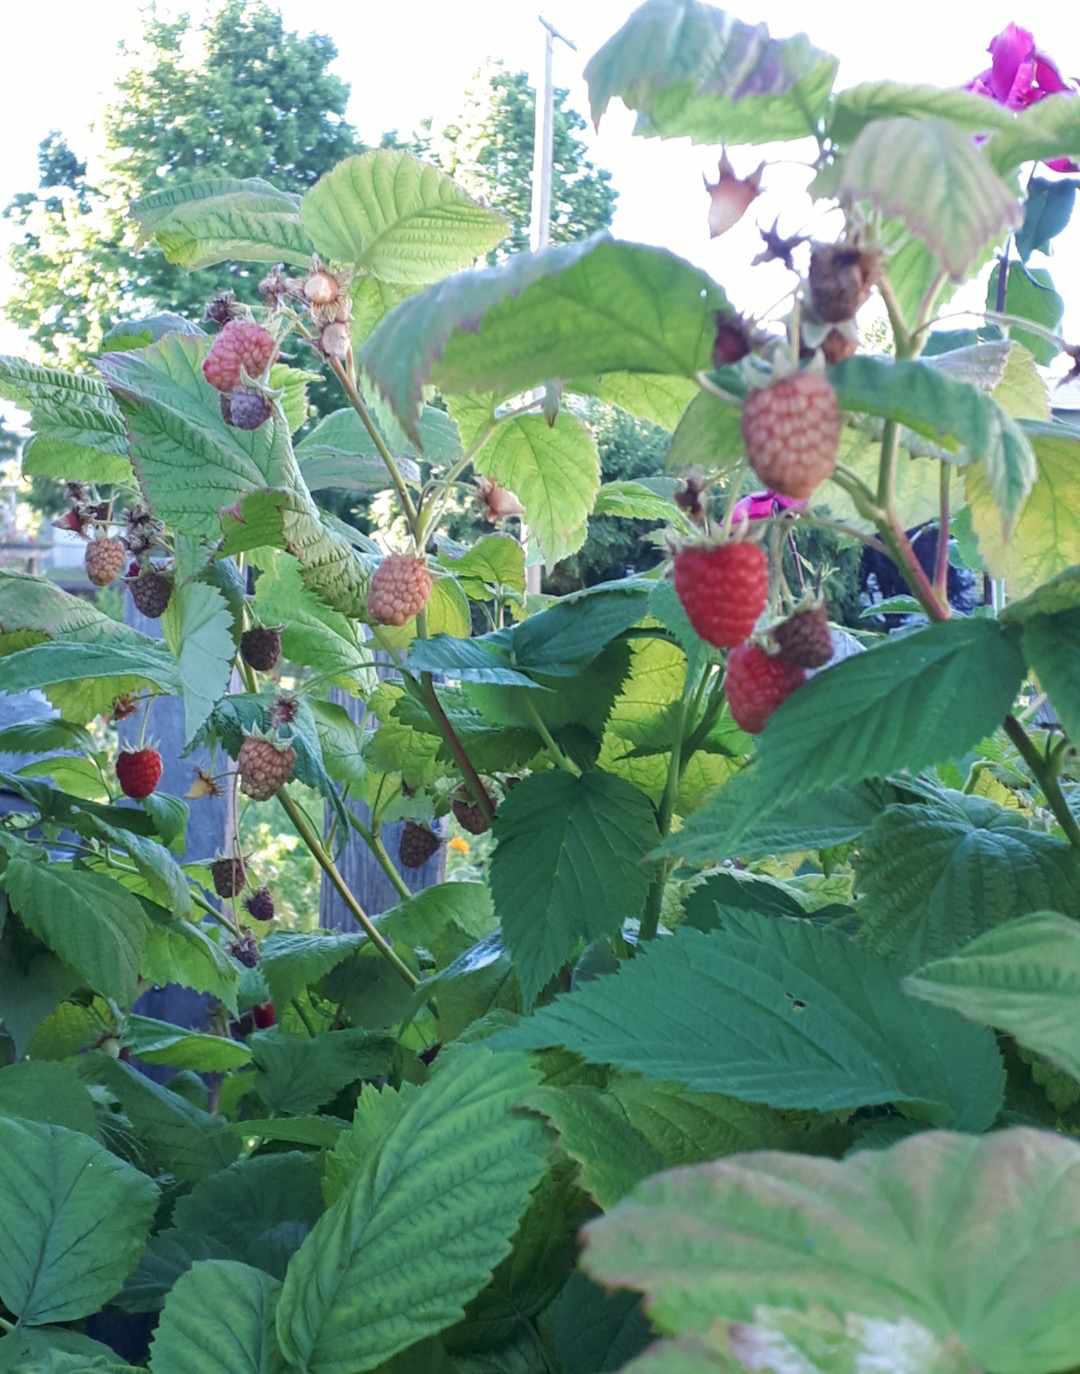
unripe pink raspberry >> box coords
[368,555,433,627]
[202,320,277,393]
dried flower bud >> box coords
[476,477,524,522]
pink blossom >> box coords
[967,24,1079,171]
[731,491,806,523]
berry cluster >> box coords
[258,255,353,362]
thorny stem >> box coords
[523,696,581,777]
[328,357,419,533]
[420,673,498,821]
[277,787,419,988]
[934,463,951,603]
[1003,714,1080,848]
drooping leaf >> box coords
[495,914,1002,1126]
[0,639,180,702]
[258,930,366,1008]
[133,176,312,270]
[854,791,1080,967]
[302,150,506,283]
[141,916,240,1013]
[585,0,838,144]
[0,354,131,483]
[491,771,659,1007]
[275,1049,550,1374]
[839,117,1021,279]
[103,313,205,352]
[0,1117,157,1326]
[1016,176,1077,261]
[3,858,152,1006]
[361,237,729,443]
[905,912,1080,1083]
[582,1126,1080,1374]
[149,1261,285,1374]
[829,81,1015,145]
[966,421,1080,594]
[77,815,192,917]
[1022,608,1080,746]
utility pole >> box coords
[525,15,576,596]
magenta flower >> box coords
[968,23,1078,171]
[731,491,806,523]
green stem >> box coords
[876,419,901,511]
[1003,714,1080,848]
[640,689,692,942]
[877,276,911,356]
[0,1314,14,1333]
[345,810,413,903]
[523,696,581,776]
[934,463,951,603]
[291,997,318,1037]
[329,357,419,533]
[277,787,419,988]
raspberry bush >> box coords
[1,8,1080,1371]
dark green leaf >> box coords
[551,1273,652,1374]
[148,1259,285,1374]
[249,1028,397,1115]
[0,1061,97,1137]
[986,263,1064,365]
[1023,609,1080,745]
[1016,177,1077,261]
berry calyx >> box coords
[128,567,173,619]
[237,733,296,801]
[202,320,277,393]
[115,747,163,799]
[725,643,806,735]
[399,821,441,870]
[244,887,275,922]
[210,857,246,899]
[741,371,841,502]
[240,626,283,672]
[368,554,433,627]
[85,536,127,588]
[773,603,834,669]
[673,540,769,649]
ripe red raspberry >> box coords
[244,887,275,921]
[368,555,433,627]
[237,734,296,800]
[240,626,283,672]
[85,536,127,587]
[399,821,440,870]
[725,643,806,735]
[210,857,246,898]
[202,320,277,393]
[773,603,834,669]
[673,541,768,648]
[128,568,173,619]
[252,1001,276,1028]
[115,747,163,799]
[741,372,841,501]
[451,786,493,836]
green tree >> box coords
[385,62,617,258]
[4,1,357,365]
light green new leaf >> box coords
[496,914,1002,1127]
[721,619,1025,851]
[1002,566,1080,623]
[362,237,729,444]
[437,535,525,599]
[141,916,240,1013]
[161,580,235,744]
[966,421,1080,594]
[491,771,659,1007]
[525,1077,816,1209]
[150,1260,285,1374]
[133,177,311,269]
[829,81,1015,144]
[906,912,1080,1083]
[466,405,600,565]
[276,1048,550,1374]
[4,859,152,1006]
[302,150,506,283]
[585,0,838,144]
[989,91,1080,172]
[854,791,1080,968]
[839,117,1021,279]
[1023,608,1080,745]
[0,1061,97,1137]
[0,1117,157,1326]
[582,1127,1080,1374]
[568,371,697,431]
[666,389,743,475]
[593,480,678,523]
[126,1015,252,1072]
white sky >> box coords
[2,1,1080,363]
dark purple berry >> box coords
[241,626,283,672]
[210,857,246,898]
[399,822,440,870]
[228,932,259,968]
[223,389,272,431]
[244,887,275,922]
[128,568,173,619]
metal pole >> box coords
[525,17,576,596]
